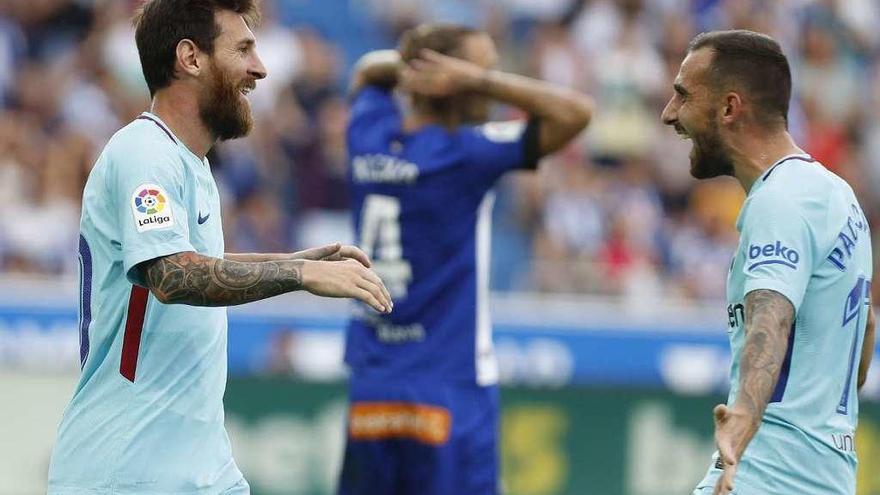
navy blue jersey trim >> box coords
[770,321,796,403]
[136,115,176,144]
[521,117,541,170]
[78,234,93,368]
[762,155,816,182]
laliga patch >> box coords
[131,183,174,233]
[479,121,525,143]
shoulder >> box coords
[106,118,177,157]
[101,119,183,178]
[350,85,398,114]
[752,158,835,211]
[769,156,837,191]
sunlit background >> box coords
[1,0,880,494]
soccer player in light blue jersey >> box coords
[47,1,392,493]
[662,30,876,495]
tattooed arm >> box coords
[138,251,392,312]
[713,289,794,495]
[859,304,875,390]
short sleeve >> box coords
[349,86,400,130]
[740,192,815,312]
[104,141,195,285]
[461,119,540,187]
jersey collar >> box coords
[749,153,814,196]
[137,112,179,145]
[736,153,814,232]
[138,112,209,166]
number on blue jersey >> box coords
[359,194,412,297]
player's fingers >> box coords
[720,463,736,494]
[338,245,372,268]
[299,243,341,261]
[409,58,435,72]
[353,287,386,313]
[712,477,726,495]
[400,67,427,86]
[356,274,391,313]
[361,269,392,310]
[419,48,448,63]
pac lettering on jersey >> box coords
[131,183,174,233]
[826,203,869,272]
[747,241,800,271]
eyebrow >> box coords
[237,38,256,49]
[674,82,689,97]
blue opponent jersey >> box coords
[344,86,539,386]
[696,154,873,494]
[48,113,244,494]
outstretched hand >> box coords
[300,259,393,314]
[399,49,487,97]
[712,404,756,495]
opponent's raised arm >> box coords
[138,251,391,312]
[859,303,876,390]
[713,289,794,495]
[350,50,401,94]
[401,49,593,156]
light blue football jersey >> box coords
[695,154,872,494]
[48,113,246,494]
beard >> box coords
[687,117,734,179]
[199,64,254,141]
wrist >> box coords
[730,404,763,428]
[285,259,310,291]
[466,68,494,94]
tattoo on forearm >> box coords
[737,289,794,420]
[142,252,303,306]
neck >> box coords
[403,99,463,132]
[728,127,805,193]
[149,87,215,159]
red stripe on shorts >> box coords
[120,286,149,382]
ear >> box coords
[176,39,203,78]
[721,91,743,126]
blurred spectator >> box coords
[1,0,878,304]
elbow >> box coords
[148,286,172,305]
[559,94,594,132]
[575,94,595,128]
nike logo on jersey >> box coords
[197,211,210,225]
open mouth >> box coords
[239,86,254,96]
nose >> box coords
[250,51,268,80]
[661,97,677,126]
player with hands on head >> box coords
[340,24,593,495]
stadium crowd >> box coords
[1,0,878,303]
